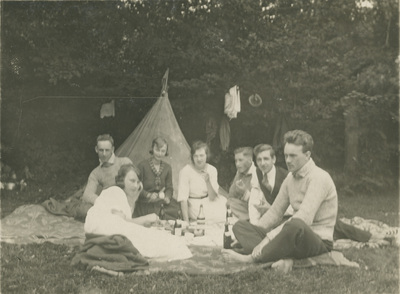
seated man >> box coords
[82,134,132,205]
[227,147,262,221]
[223,130,337,272]
[248,144,289,225]
[251,143,379,243]
[42,134,132,221]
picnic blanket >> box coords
[41,188,90,222]
[70,234,359,276]
[71,234,149,272]
[1,204,85,246]
[72,240,359,276]
[334,216,399,250]
[2,204,398,275]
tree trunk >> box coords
[343,97,359,175]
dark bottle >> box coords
[223,221,232,249]
[159,203,166,220]
[173,219,182,236]
[196,204,206,236]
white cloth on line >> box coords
[224,85,241,120]
[100,100,115,118]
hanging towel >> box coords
[100,100,115,118]
[224,85,241,120]
[219,116,231,151]
[206,117,218,145]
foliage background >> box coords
[1,0,398,195]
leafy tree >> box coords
[1,0,398,192]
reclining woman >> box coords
[84,163,192,261]
[134,137,180,219]
[177,140,226,223]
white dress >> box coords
[84,186,192,261]
[177,164,226,223]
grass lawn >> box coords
[1,189,399,294]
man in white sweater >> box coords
[223,130,338,273]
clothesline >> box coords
[22,96,159,104]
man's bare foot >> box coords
[369,231,386,241]
[230,239,241,248]
[271,259,293,274]
[221,249,253,263]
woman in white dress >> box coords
[84,164,192,261]
[177,140,226,223]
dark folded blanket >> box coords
[71,234,149,272]
[42,197,92,222]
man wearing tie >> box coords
[248,144,289,225]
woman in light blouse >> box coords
[177,140,226,223]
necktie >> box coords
[262,173,272,193]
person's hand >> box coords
[235,180,248,200]
[141,213,159,227]
[240,190,251,202]
[144,213,159,224]
[235,179,246,191]
[111,209,126,220]
[163,196,171,205]
[251,236,270,260]
[158,191,165,200]
[148,192,159,202]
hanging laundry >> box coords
[224,85,241,120]
[100,100,115,118]
[273,115,291,150]
[219,116,231,151]
[206,117,218,145]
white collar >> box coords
[264,165,276,179]
[99,153,115,166]
[241,162,257,176]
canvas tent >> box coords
[116,78,190,198]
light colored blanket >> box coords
[1,204,84,246]
[334,216,398,249]
[2,204,397,275]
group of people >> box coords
[79,130,381,271]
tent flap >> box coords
[116,93,190,199]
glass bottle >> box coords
[223,221,232,249]
[196,204,205,236]
[173,219,182,236]
[159,203,166,221]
